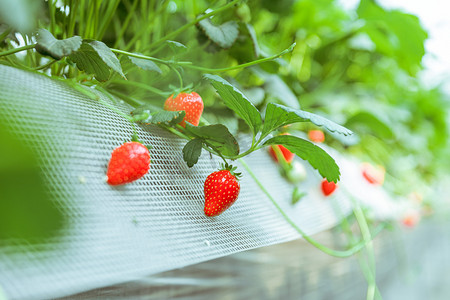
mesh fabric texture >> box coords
[0,65,395,299]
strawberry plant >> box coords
[1,0,448,299]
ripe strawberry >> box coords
[106,142,150,185]
[204,168,240,217]
[308,130,325,143]
[164,92,204,127]
[401,211,420,228]
[361,162,385,185]
[269,144,295,164]
[321,179,337,196]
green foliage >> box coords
[264,135,340,182]
[131,106,185,125]
[197,18,239,49]
[35,29,82,59]
[69,42,112,81]
[204,74,262,137]
[185,123,240,157]
[183,138,203,167]
[126,55,162,73]
[262,103,353,138]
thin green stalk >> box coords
[69,0,80,36]
[48,0,56,36]
[239,158,384,258]
[107,89,146,107]
[97,0,122,40]
[170,65,184,89]
[0,44,35,57]
[107,80,171,97]
[93,0,101,39]
[33,59,57,70]
[184,43,296,73]
[352,200,378,300]
[110,48,184,65]
[112,43,295,74]
[149,0,241,50]
[112,0,139,47]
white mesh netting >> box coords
[0,65,397,299]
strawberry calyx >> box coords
[130,132,152,150]
[169,83,194,99]
[220,162,242,179]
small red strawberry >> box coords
[204,166,240,217]
[401,211,420,228]
[106,142,150,185]
[269,144,295,164]
[321,179,337,196]
[361,162,385,185]
[164,92,204,127]
[308,130,325,143]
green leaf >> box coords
[182,138,203,168]
[88,40,125,78]
[262,103,353,138]
[264,135,340,182]
[128,55,162,74]
[185,123,239,157]
[345,111,393,139]
[166,40,187,54]
[35,29,82,59]
[70,42,111,81]
[131,106,185,125]
[197,18,239,49]
[357,0,427,74]
[204,74,262,136]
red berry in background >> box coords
[321,179,337,196]
[106,142,150,185]
[164,92,204,127]
[204,169,240,217]
[308,130,325,143]
[402,211,420,228]
[269,144,295,164]
[361,162,385,185]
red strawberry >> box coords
[204,169,240,217]
[106,142,150,185]
[269,145,295,164]
[308,130,325,143]
[361,162,385,185]
[402,211,420,228]
[321,179,337,196]
[164,92,204,127]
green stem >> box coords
[112,0,139,47]
[111,43,295,74]
[110,48,186,66]
[352,200,378,300]
[0,44,35,57]
[107,89,146,107]
[184,43,296,73]
[33,59,57,70]
[239,158,384,258]
[170,65,184,89]
[94,86,134,122]
[149,0,241,50]
[107,80,171,97]
[48,0,56,36]
[97,0,122,40]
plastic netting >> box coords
[0,65,396,299]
